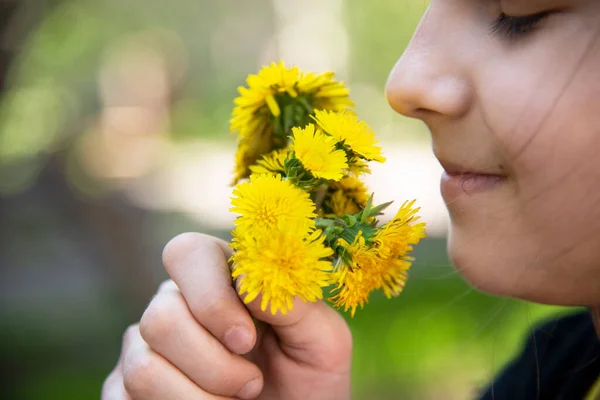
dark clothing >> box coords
[480,312,600,400]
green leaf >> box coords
[346,213,358,227]
[360,194,375,224]
[368,200,394,218]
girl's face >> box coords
[386,0,600,305]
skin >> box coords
[103,1,600,398]
[387,0,600,306]
[102,233,352,400]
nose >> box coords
[385,10,473,121]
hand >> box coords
[102,232,353,399]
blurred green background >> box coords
[0,1,572,399]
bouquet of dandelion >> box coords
[228,61,426,317]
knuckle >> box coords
[190,284,229,317]
[122,350,156,397]
[139,293,184,346]
[204,360,258,395]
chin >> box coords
[446,228,542,301]
[447,230,599,306]
[446,232,510,297]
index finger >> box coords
[162,232,256,355]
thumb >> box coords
[241,288,353,371]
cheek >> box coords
[477,20,600,162]
[511,60,600,256]
[452,51,600,302]
[514,142,600,303]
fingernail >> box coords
[223,326,252,355]
[236,378,262,399]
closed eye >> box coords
[492,11,551,39]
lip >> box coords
[438,159,507,198]
[437,159,504,176]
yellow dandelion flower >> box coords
[232,62,300,129]
[330,203,426,315]
[232,133,275,184]
[231,229,333,315]
[232,143,251,184]
[291,124,348,181]
[374,200,427,260]
[330,268,372,318]
[230,62,354,184]
[249,147,289,176]
[298,71,354,111]
[376,256,412,299]
[365,200,426,298]
[313,110,385,163]
[347,158,372,176]
[322,176,370,216]
[231,174,316,234]
[330,234,379,317]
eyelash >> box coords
[492,11,551,39]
